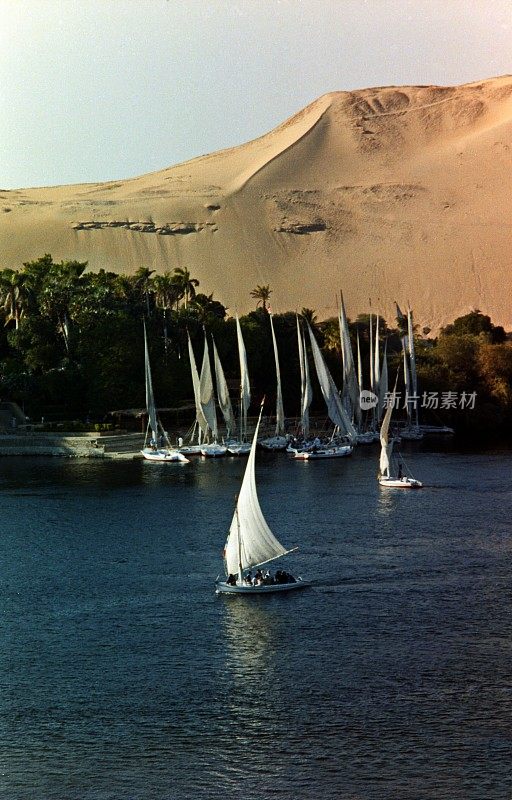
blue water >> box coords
[1,447,511,799]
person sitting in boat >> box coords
[227,573,236,586]
[254,569,263,585]
[244,571,252,585]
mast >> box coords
[269,313,285,437]
[212,336,236,439]
[143,321,159,447]
[297,315,312,439]
[236,315,251,441]
[407,308,419,428]
[307,323,357,443]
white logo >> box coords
[359,390,378,410]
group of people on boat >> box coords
[226,569,297,587]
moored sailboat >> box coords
[215,403,310,594]
[259,313,288,451]
[141,323,189,463]
[378,373,422,488]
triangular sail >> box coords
[379,372,399,477]
[223,406,290,576]
[407,308,419,427]
[188,332,209,440]
[378,339,389,421]
[270,314,285,436]
[236,315,251,439]
[297,316,312,438]
[212,336,236,438]
[199,332,217,440]
[339,292,360,424]
[374,314,380,397]
[143,322,159,444]
[307,323,357,442]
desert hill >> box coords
[2,75,512,331]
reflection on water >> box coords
[1,449,511,799]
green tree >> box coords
[250,284,272,312]
[172,267,199,309]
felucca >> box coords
[216,403,310,594]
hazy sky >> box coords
[1,0,511,189]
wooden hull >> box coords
[216,578,311,595]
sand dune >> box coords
[1,75,512,331]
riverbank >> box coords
[0,431,145,458]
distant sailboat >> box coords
[259,314,288,451]
[141,323,189,463]
[227,316,252,455]
[378,373,423,488]
[198,332,227,457]
[212,335,236,440]
[215,403,310,594]
[301,322,356,458]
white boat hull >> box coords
[141,448,189,463]
[216,578,311,594]
[200,444,227,457]
[293,445,353,460]
[227,443,252,456]
[259,436,288,451]
[379,476,423,488]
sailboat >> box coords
[259,313,288,451]
[215,403,310,594]
[289,323,355,459]
[378,373,423,488]
[141,323,189,463]
[198,332,227,457]
[227,316,252,455]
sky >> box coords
[1,0,511,189]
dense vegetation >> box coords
[0,255,511,439]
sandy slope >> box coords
[1,76,512,331]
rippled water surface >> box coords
[1,446,512,799]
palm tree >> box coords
[301,307,317,326]
[250,284,272,312]
[132,267,155,317]
[0,269,30,329]
[172,267,199,308]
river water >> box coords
[1,444,511,800]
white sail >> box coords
[236,315,251,439]
[369,313,374,392]
[188,332,209,440]
[356,329,363,398]
[270,314,285,436]
[379,373,398,477]
[199,332,217,440]
[407,308,419,426]
[378,339,389,421]
[307,323,357,442]
[339,292,360,423]
[297,316,312,438]
[403,340,412,427]
[212,336,236,438]
[374,314,380,397]
[143,323,158,443]
[223,406,290,577]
